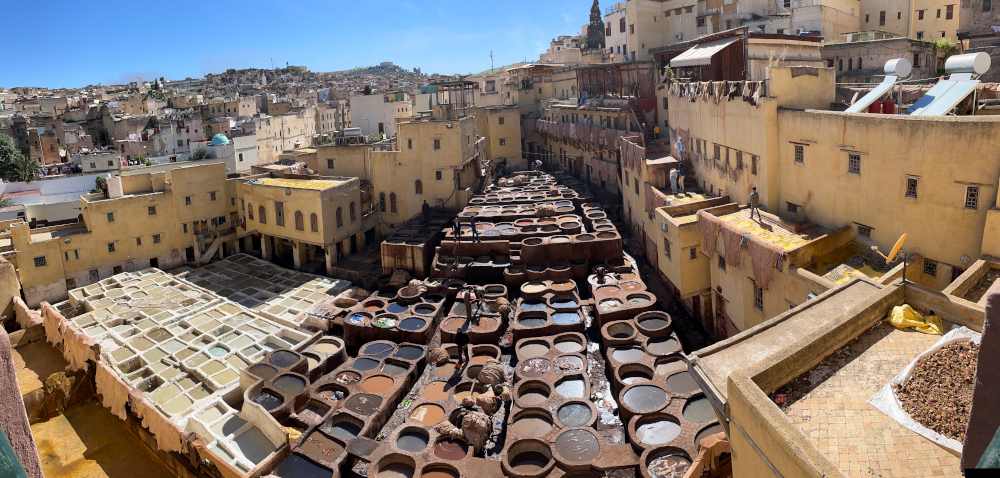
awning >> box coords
[670,37,741,68]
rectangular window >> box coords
[898,11,901,19]
[434,139,440,150]
[946,5,953,19]
[865,14,869,22]
[620,18,626,32]
[985,0,992,11]
[148,206,156,215]
[690,248,698,260]
[630,24,635,34]
[924,260,937,276]
[906,178,918,198]
[879,11,886,25]
[918,10,924,19]
[185,196,191,205]
[64,251,69,261]
[107,243,116,253]
[794,145,804,163]
[407,139,413,149]
[751,156,758,175]
[241,199,245,211]
[33,256,46,267]
[754,283,764,311]
[74,250,79,259]
[848,153,861,175]
[966,186,980,209]
[937,8,941,17]
[664,239,671,260]
[736,152,743,170]
[718,255,727,270]
[210,191,217,201]
[230,197,235,206]
[917,31,924,39]
[238,153,243,162]
[275,201,285,226]
[499,138,506,145]
[499,117,505,125]
[436,171,442,180]
[327,159,335,169]
[713,145,721,160]
[859,225,872,238]
[153,234,161,244]
[136,237,142,246]
[787,203,799,215]
[914,53,921,68]
[183,223,188,233]
[107,212,114,222]
[635,179,639,194]
[177,140,183,147]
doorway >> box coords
[149,258,159,269]
[365,228,376,246]
[185,247,195,262]
[378,122,384,134]
[113,265,123,275]
[124,261,134,272]
[88,269,99,283]
[952,266,966,282]
[65,278,76,290]
[349,235,358,254]
[714,293,727,341]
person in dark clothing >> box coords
[422,200,430,222]
[452,217,462,242]
[454,323,471,367]
[470,217,480,243]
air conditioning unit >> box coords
[676,33,683,40]
[795,27,804,35]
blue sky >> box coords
[0,0,599,89]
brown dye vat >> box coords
[519,341,550,358]
[471,354,494,364]
[376,462,414,478]
[362,376,394,394]
[519,358,551,378]
[434,439,469,460]
[471,317,498,332]
[344,394,382,415]
[410,404,445,426]
[422,467,459,478]
[551,280,575,291]
[518,387,550,406]
[454,383,486,402]
[655,359,686,376]
[554,355,584,374]
[647,454,691,478]
[555,429,600,463]
[247,364,278,380]
[434,362,458,379]
[423,381,449,401]
[596,285,622,297]
[554,337,583,353]
[315,341,341,354]
[299,431,345,467]
[665,371,698,394]
[512,413,553,437]
[336,371,361,384]
[508,451,551,474]
[620,281,644,292]
[440,318,466,333]
[617,272,637,281]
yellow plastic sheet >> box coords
[887,304,944,335]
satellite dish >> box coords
[850,92,859,106]
[873,233,907,263]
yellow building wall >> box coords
[655,209,713,297]
[860,0,960,40]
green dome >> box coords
[210,134,230,145]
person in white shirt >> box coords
[674,137,686,162]
[669,168,679,195]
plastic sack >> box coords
[888,304,943,335]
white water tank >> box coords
[107,176,123,199]
[945,52,992,75]
[884,58,912,78]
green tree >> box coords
[0,196,14,209]
[363,85,372,95]
[587,0,606,51]
[189,146,211,161]
[91,176,107,194]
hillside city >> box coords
[0,1,998,477]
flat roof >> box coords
[717,208,829,250]
[804,243,900,284]
[245,177,346,190]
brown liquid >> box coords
[551,281,575,291]
[555,429,600,463]
[433,439,469,460]
[298,431,344,467]
[471,354,493,363]
[410,404,445,425]
[519,389,548,406]
[362,376,394,394]
[519,342,549,358]
[421,468,459,478]
[453,384,484,403]
[423,381,449,401]
[435,362,458,378]
[376,462,414,478]
[509,451,550,473]
[512,415,552,437]
[344,394,382,415]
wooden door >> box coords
[715,293,727,341]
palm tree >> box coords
[7,155,39,183]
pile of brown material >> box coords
[495,297,512,320]
[964,268,1000,303]
[894,341,978,440]
[427,347,451,365]
[536,204,557,217]
[435,410,492,450]
[404,279,426,296]
[388,269,411,287]
[476,360,505,388]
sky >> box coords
[0,0,601,89]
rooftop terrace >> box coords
[805,244,902,285]
[245,177,347,190]
[718,208,829,250]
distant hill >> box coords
[326,64,415,76]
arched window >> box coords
[379,193,386,212]
[848,58,853,70]
[857,57,862,69]
[248,203,254,220]
[349,202,356,221]
[415,180,423,194]
[258,205,266,224]
[838,59,843,71]
[336,207,343,227]
[294,211,304,230]
[390,193,398,214]
[310,213,318,232]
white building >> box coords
[604,3,629,60]
[349,93,410,137]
